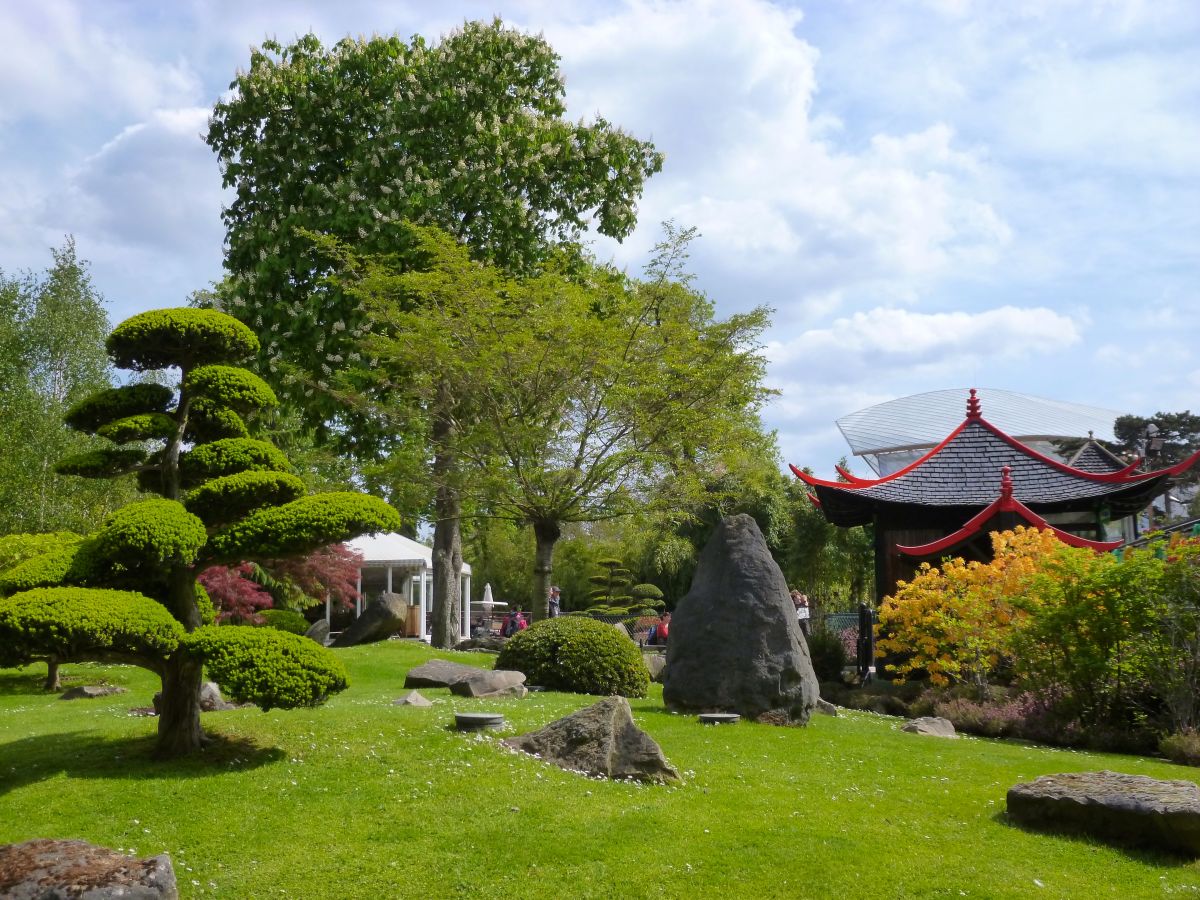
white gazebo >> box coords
[339,533,472,641]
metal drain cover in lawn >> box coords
[455,712,506,731]
[698,713,741,725]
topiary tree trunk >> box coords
[0,308,401,757]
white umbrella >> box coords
[481,583,494,610]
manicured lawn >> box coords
[2,642,1199,899]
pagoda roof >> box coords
[792,389,1200,527]
[894,466,1123,557]
[1067,438,1129,475]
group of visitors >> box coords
[646,611,671,646]
[790,589,811,636]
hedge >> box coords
[206,492,401,561]
[259,608,310,635]
[64,383,174,434]
[185,470,307,527]
[185,625,348,710]
[97,413,177,444]
[495,616,649,698]
[55,446,148,479]
[106,308,259,371]
[180,438,292,486]
[0,587,184,667]
[184,365,277,412]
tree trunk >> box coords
[429,394,462,648]
[156,653,205,757]
[532,519,561,622]
[430,484,462,649]
[43,658,60,692]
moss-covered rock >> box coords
[0,587,185,667]
[185,625,348,710]
[184,365,277,413]
[107,308,259,371]
[180,438,292,486]
[185,470,307,527]
[496,616,649,698]
[64,383,175,434]
[207,492,401,561]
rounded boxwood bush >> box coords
[495,616,649,698]
[185,400,249,442]
[185,625,348,710]
[207,492,401,560]
[55,446,148,479]
[0,543,82,595]
[0,532,81,577]
[86,499,208,571]
[107,308,258,371]
[0,587,185,667]
[64,383,174,433]
[259,608,310,635]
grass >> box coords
[2,643,1200,899]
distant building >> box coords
[793,389,1199,602]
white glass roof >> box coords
[837,388,1121,472]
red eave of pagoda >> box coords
[789,388,1200,492]
[895,466,1123,556]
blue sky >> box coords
[2,0,1197,477]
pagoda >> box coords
[792,389,1200,601]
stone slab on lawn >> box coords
[304,619,330,645]
[815,698,838,716]
[449,669,527,698]
[902,716,957,738]
[0,838,178,899]
[503,696,678,783]
[60,685,127,701]
[394,690,433,707]
[643,654,666,683]
[403,659,483,689]
[1007,770,1200,856]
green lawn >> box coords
[2,643,1198,899]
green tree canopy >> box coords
[0,307,400,756]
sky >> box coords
[2,0,1197,478]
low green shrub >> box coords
[0,587,184,667]
[185,400,249,442]
[805,628,848,682]
[0,544,81,594]
[259,608,310,635]
[0,532,82,571]
[83,499,207,575]
[1160,731,1200,766]
[55,446,148,478]
[185,625,348,710]
[495,616,649,697]
[97,413,176,444]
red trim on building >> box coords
[806,492,822,507]
[790,420,971,490]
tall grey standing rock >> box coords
[662,514,819,724]
[331,592,407,647]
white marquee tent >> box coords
[339,532,473,641]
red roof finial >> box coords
[966,388,981,419]
[1000,465,1013,498]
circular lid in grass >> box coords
[455,712,506,731]
[698,713,741,725]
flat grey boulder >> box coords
[304,619,330,645]
[403,659,484,689]
[152,682,238,716]
[393,690,433,707]
[815,698,838,716]
[454,636,507,652]
[644,654,666,683]
[60,685,127,701]
[902,716,957,738]
[0,838,177,899]
[331,591,408,647]
[449,669,527,698]
[1007,770,1200,855]
[503,696,678,783]
[663,514,819,724]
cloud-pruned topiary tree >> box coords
[0,308,401,756]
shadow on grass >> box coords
[991,810,1193,867]
[0,729,285,796]
[0,669,55,697]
